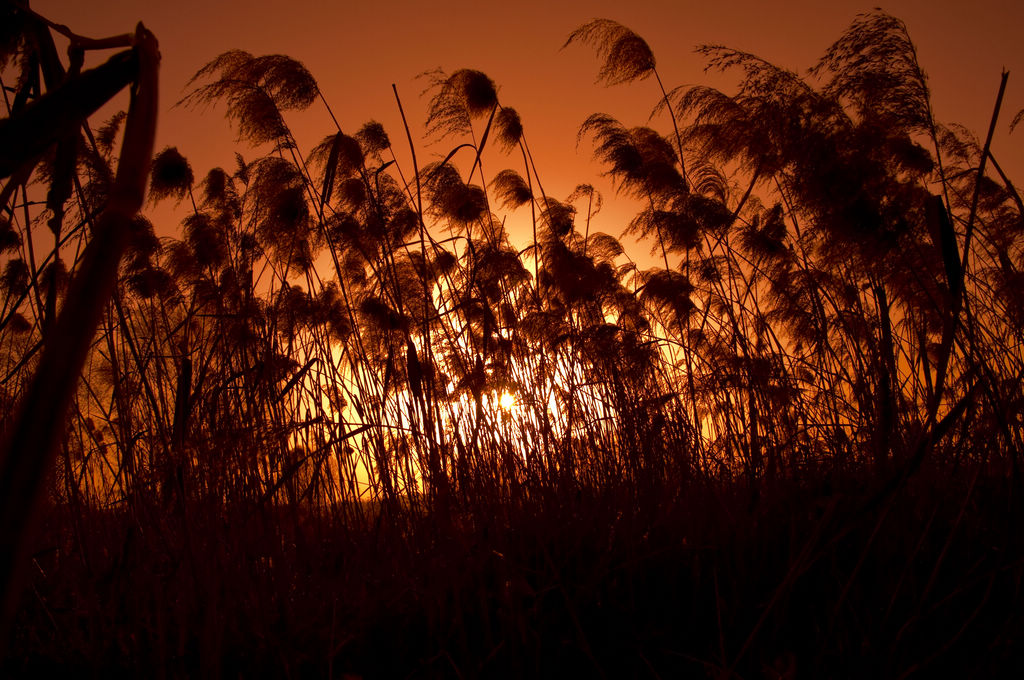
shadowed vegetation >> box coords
[1,6,1023,678]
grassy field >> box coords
[1,5,1023,677]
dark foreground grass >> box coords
[8,461,1023,679]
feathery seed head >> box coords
[183,213,229,268]
[183,51,319,148]
[540,198,575,238]
[1,258,29,296]
[0,217,22,254]
[127,215,162,261]
[567,184,604,218]
[149,147,194,204]
[96,111,128,156]
[424,69,498,140]
[356,120,391,155]
[424,162,489,226]
[565,19,656,86]
[491,169,532,209]
[494,108,523,152]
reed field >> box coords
[1,3,1023,677]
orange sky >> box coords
[28,0,1024,250]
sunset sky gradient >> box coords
[30,0,1024,247]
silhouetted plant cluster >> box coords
[2,6,1023,677]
